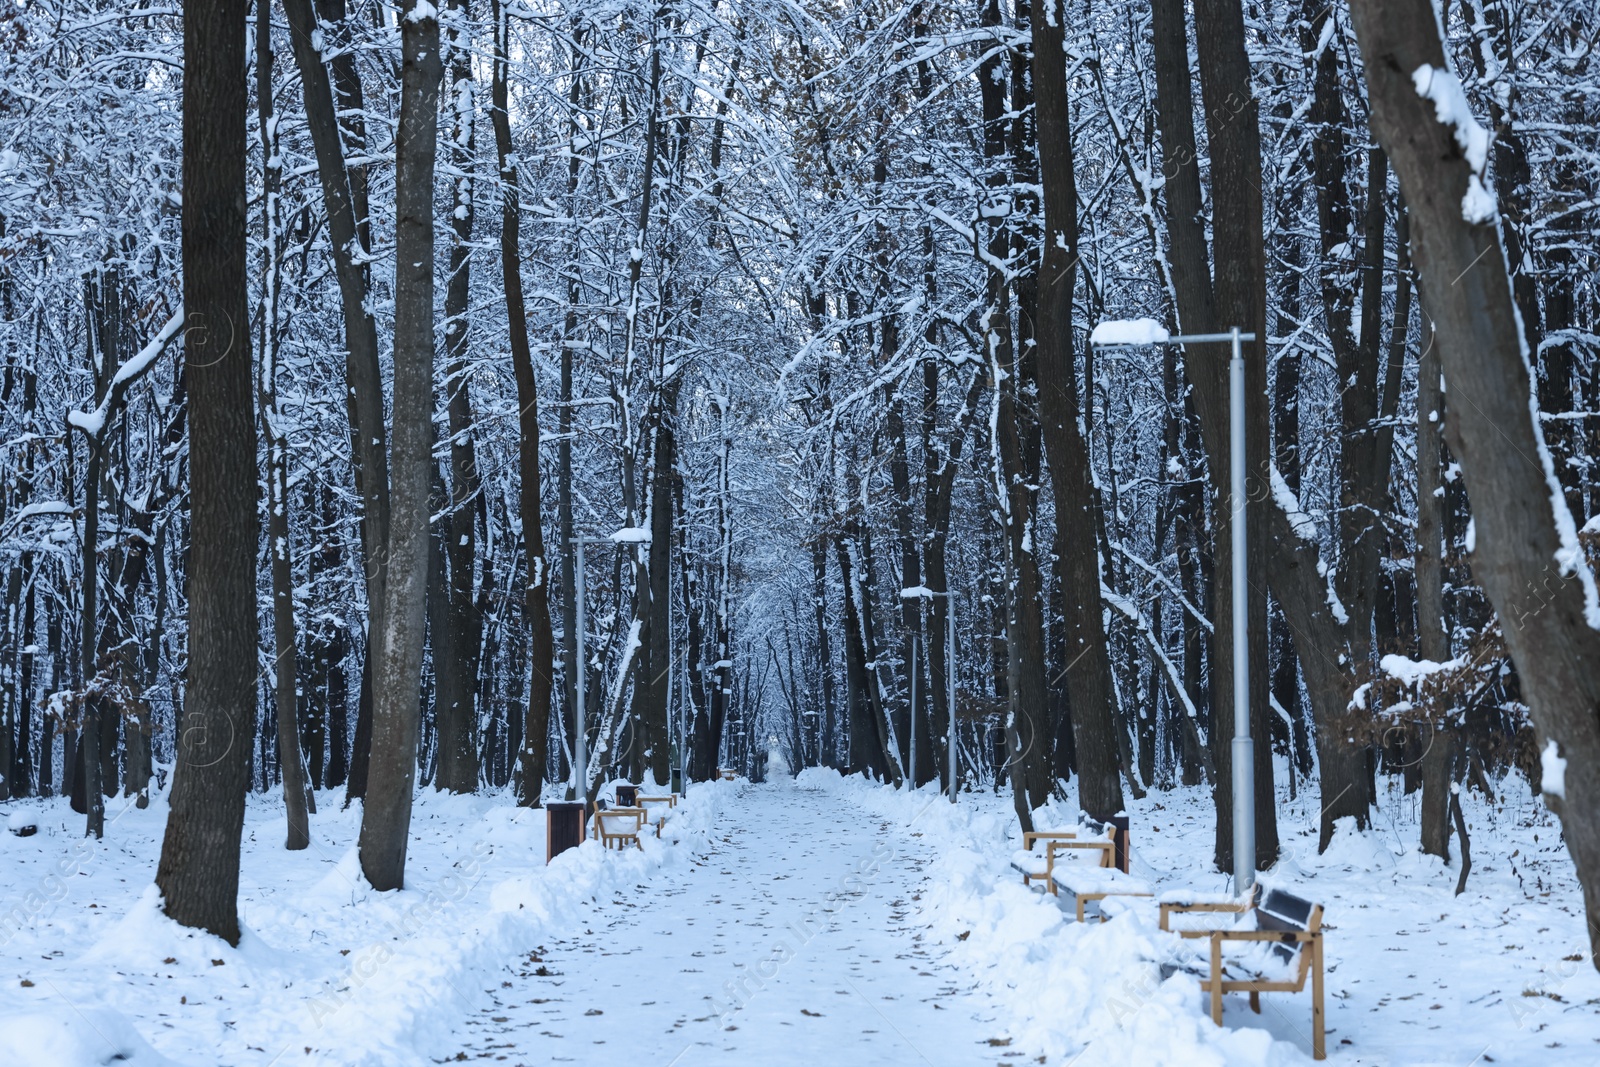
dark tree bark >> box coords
[1350,0,1600,964]
[72,275,110,832]
[283,0,390,806]
[492,0,555,807]
[641,382,681,784]
[155,0,255,943]
[555,21,586,794]
[357,0,441,892]
[685,527,713,780]
[837,525,891,782]
[257,3,311,847]
[1301,9,1392,836]
[811,528,835,769]
[432,0,483,796]
[977,0,1048,821]
[1032,0,1126,824]
[1153,0,1277,870]
[707,445,734,777]
[1414,310,1455,860]
[1269,210,1312,788]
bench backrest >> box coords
[1255,887,1323,978]
[1257,888,1321,933]
[596,808,644,834]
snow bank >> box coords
[0,782,730,1066]
[0,1006,175,1067]
[795,770,1308,1065]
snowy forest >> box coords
[1,0,1599,1063]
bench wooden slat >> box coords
[1049,865,1152,922]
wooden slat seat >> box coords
[1049,864,1152,922]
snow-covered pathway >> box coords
[447,777,1010,1065]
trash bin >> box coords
[616,784,639,807]
[546,801,587,864]
[1109,813,1131,873]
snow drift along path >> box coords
[446,774,1008,1065]
[0,781,734,1067]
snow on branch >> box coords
[1411,64,1496,224]
[67,309,184,439]
[1270,464,1348,625]
[1089,318,1169,346]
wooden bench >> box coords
[717,768,738,781]
[590,807,646,850]
[1009,827,1115,895]
[1050,864,1152,922]
[1009,830,1078,891]
[1161,884,1326,1060]
[637,794,678,837]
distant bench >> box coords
[1009,826,1116,895]
[637,794,678,837]
[590,807,646,850]
[1161,884,1327,1060]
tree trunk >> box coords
[553,21,586,796]
[1410,234,1456,863]
[707,406,734,777]
[1032,0,1127,823]
[812,531,835,769]
[433,0,482,796]
[257,3,310,847]
[837,528,890,782]
[283,0,390,807]
[1350,0,1600,965]
[492,0,555,807]
[357,0,441,892]
[978,0,1049,816]
[642,384,681,785]
[155,0,255,943]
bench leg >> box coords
[1249,990,1260,1013]
[1311,935,1326,1060]
[1209,939,1224,1026]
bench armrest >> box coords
[1023,830,1078,850]
[1208,929,1319,944]
[1047,840,1114,866]
[1159,892,1256,932]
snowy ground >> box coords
[0,779,731,1066]
[1,759,1596,1065]
[449,781,1010,1065]
[805,763,1600,1066]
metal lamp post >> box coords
[570,528,650,805]
[902,585,959,803]
[1091,324,1257,895]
